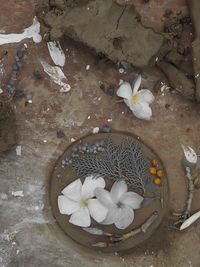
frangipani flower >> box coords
[95,180,144,229]
[182,145,197,164]
[58,175,108,227]
[117,74,154,120]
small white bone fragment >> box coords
[0,16,42,45]
[12,191,24,197]
[180,210,200,230]
[92,127,99,134]
[47,41,65,67]
[40,60,70,93]
[16,145,22,156]
[182,145,197,164]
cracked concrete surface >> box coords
[0,1,200,267]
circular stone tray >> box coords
[50,133,168,252]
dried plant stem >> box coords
[92,212,158,247]
[171,166,196,229]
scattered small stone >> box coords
[92,127,99,134]
[71,138,76,142]
[100,124,111,133]
[86,65,90,70]
[60,84,71,93]
[14,89,25,98]
[16,145,22,156]
[28,99,32,104]
[12,190,24,197]
[87,115,91,119]
[118,68,125,74]
[107,118,112,122]
[56,130,65,138]
[33,70,42,80]
[43,139,47,143]
[107,85,115,96]
[0,88,3,94]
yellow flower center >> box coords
[117,202,125,208]
[132,94,138,104]
[80,199,88,207]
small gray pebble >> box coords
[68,160,72,164]
[100,125,111,133]
[72,147,78,152]
[15,56,20,61]
[16,61,22,68]
[99,140,105,146]
[61,159,66,165]
[20,44,26,51]
[97,147,104,152]
[82,146,86,152]
[17,50,23,58]
[9,79,15,86]
[12,64,19,71]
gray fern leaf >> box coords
[71,137,150,190]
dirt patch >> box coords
[0,98,16,152]
[41,0,164,68]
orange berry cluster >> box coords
[149,159,164,185]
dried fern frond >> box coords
[71,137,150,190]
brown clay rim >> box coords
[49,131,169,253]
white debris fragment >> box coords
[119,79,124,85]
[47,41,65,67]
[60,84,71,93]
[0,16,42,45]
[71,138,76,142]
[160,82,170,93]
[195,73,200,78]
[0,193,8,200]
[0,88,3,94]
[12,191,24,197]
[107,118,112,122]
[28,99,32,104]
[16,145,22,156]
[43,140,47,143]
[182,145,197,164]
[86,65,90,71]
[119,68,125,74]
[92,127,99,134]
[87,115,91,119]
[40,60,70,92]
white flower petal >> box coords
[137,89,155,104]
[131,101,152,120]
[110,180,127,203]
[88,199,108,223]
[69,207,91,227]
[61,179,82,201]
[116,82,132,100]
[182,145,197,164]
[100,207,118,225]
[114,206,134,229]
[133,74,142,94]
[95,188,115,208]
[58,195,80,215]
[81,175,105,199]
[120,192,143,209]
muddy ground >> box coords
[0,0,200,267]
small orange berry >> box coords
[157,170,164,177]
[151,159,158,167]
[149,167,157,175]
[153,177,161,185]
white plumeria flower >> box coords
[58,175,108,227]
[95,180,144,229]
[116,74,154,120]
[182,145,197,164]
